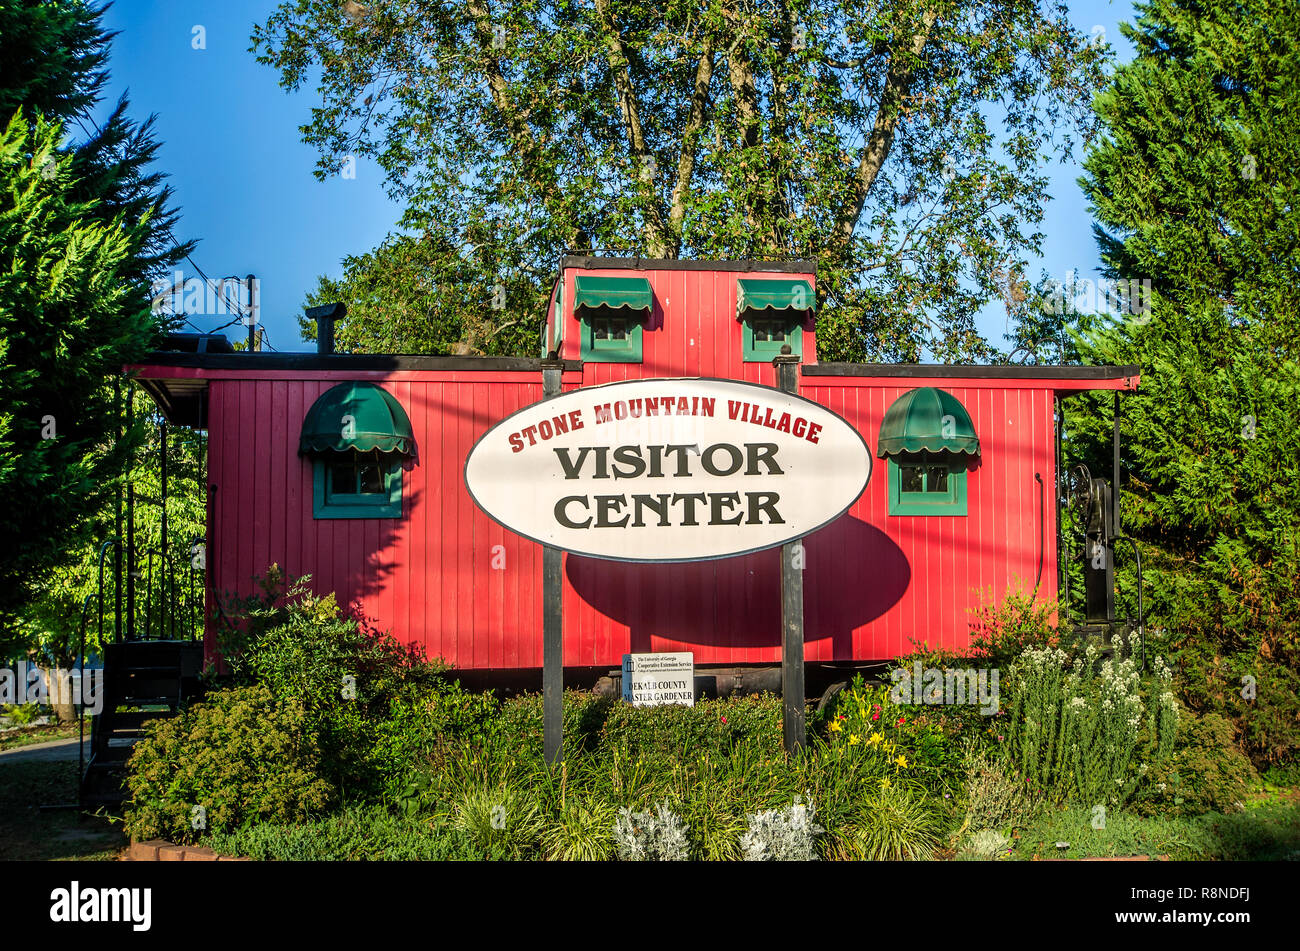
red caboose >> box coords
[131,257,1138,689]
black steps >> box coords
[79,640,205,811]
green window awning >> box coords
[572,275,653,314]
[299,382,414,455]
[736,278,816,317]
[877,387,979,458]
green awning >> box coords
[572,275,653,313]
[736,278,816,316]
[877,387,979,458]
[299,382,414,455]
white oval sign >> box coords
[464,377,872,562]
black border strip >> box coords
[462,376,873,564]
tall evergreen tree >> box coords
[1071,0,1300,765]
[0,0,190,640]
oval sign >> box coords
[464,377,872,562]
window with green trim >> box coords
[580,307,643,362]
[887,452,967,516]
[737,277,812,362]
[742,316,802,362]
[313,454,403,519]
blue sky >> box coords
[91,1,1137,354]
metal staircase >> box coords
[80,640,204,809]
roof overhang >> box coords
[125,353,584,427]
[803,363,1141,393]
[560,255,817,275]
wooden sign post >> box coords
[541,360,564,765]
[775,354,805,753]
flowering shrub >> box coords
[739,794,824,861]
[823,677,969,795]
[1003,637,1179,808]
[966,585,1062,668]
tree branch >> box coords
[593,0,671,257]
[829,8,938,259]
[724,18,773,251]
[464,0,588,250]
[667,36,716,254]
[822,41,893,69]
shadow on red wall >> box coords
[564,516,910,661]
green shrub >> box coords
[831,781,943,860]
[216,567,427,709]
[203,804,502,860]
[488,690,615,761]
[1132,710,1257,817]
[214,566,460,799]
[599,694,783,767]
[124,685,333,843]
[1,702,41,726]
[371,681,500,798]
[1201,801,1300,861]
[962,748,1043,832]
[1261,761,1300,788]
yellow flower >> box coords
[867,732,883,746]
[880,778,891,789]
[895,755,909,768]
[848,733,860,746]
[829,721,843,733]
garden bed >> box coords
[112,574,1299,861]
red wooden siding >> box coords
[207,373,558,669]
[549,266,817,386]
[199,368,1058,669]
[135,260,1135,672]
[560,381,1058,666]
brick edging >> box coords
[124,839,250,861]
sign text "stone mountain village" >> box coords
[503,393,828,530]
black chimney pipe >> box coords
[305,302,346,355]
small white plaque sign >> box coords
[621,652,695,707]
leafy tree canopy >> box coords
[255,0,1106,361]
